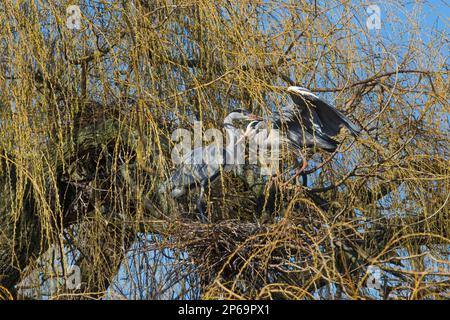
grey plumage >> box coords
[273,104,338,152]
[159,110,254,222]
[163,144,228,198]
[287,86,360,138]
[241,86,361,181]
[271,86,360,153]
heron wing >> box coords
[287,121,338,152]
[273,108,338,152]
[310,98,360,137]
[169,145,224,190]
[289,92,360,137]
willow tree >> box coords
[0,0,448,300]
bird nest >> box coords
[170,217,329,299]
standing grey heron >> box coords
[159,109,258,222]
[240,86,360,182]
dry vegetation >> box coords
[0,0,448,299]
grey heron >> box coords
[241,86,360,183]
[159,109,258,222]
[239,119,304,183]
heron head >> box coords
[244,120,262,136]
[228,109,262,122]
[236,120,265,144]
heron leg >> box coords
[196,185,208,223]
[282,150,308,186]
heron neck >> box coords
[223,114,236,151]
[225,126,238,152]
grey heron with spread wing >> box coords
[241,86,361,182]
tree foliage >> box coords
[0,0,448,299]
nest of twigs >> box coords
[171,217,330,299]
